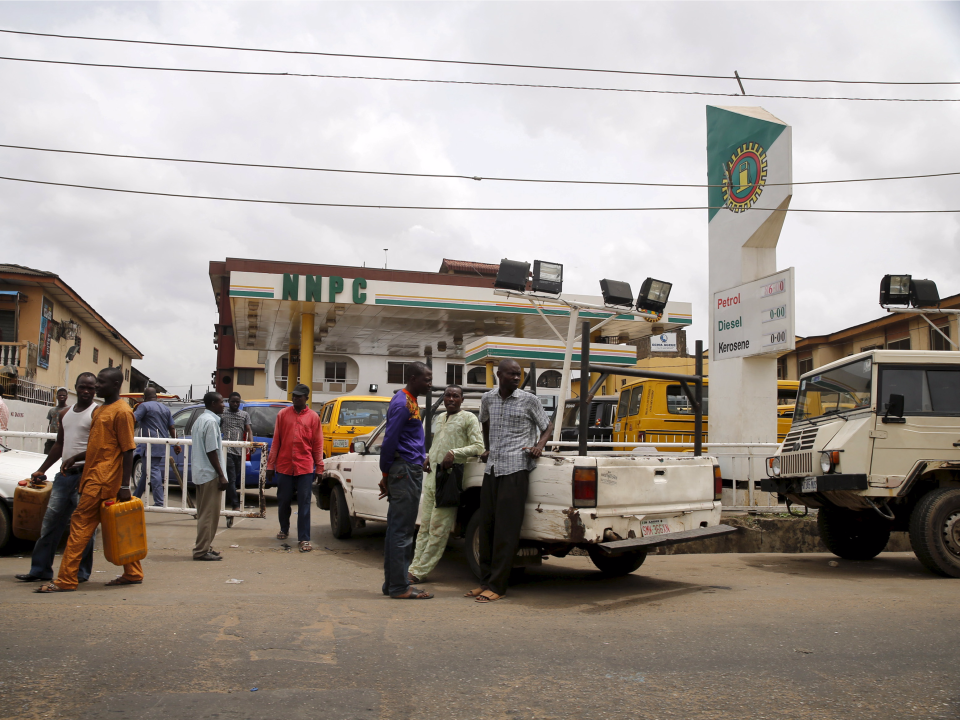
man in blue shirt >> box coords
[133,387,180,507]
[379,361,433,599]
[191,392,228,562]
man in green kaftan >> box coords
[407,385,484,583]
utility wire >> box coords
[2,142,959,188]
[1,173,959,212]
[0,55,956,102]
[1,27,957,86]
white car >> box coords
[314,420,730,579]
[0,443,60,551]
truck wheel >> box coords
[587,546,647,576]
[329,484,352,539]
[464,511,483,581]
[909,488,960,578]
[0,502,11,552]
[817,506,890,560]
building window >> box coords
[887,338,911,350]
[467,366,486,385]
[325,361,347,382]
[108,357,113,368]
[537,370,562,389]
[446,363,463,385]
[930,323,952,351]
[777,358,786,380]
[93,348,99,364]
[237,368,255,385]
[387,361,419,384]
[797,355,813,377]
[274,356,289,391]
[124,368,129,382]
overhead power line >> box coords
[0,55,956,102]
[1,173,958,212]
[1,27,957,86]
[2,142,959,188]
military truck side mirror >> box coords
[883,394,906,424]
[354,440,366,454]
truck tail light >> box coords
[714,465,723,501]
[637,431,645,443]
[349,442,355,453]
[573,467,598,508]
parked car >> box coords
[0,443,60,551]
[132,399,291,491]
[318,395,390,459]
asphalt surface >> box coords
[1,493,959,720]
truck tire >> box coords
[586,546,647,576]
[909,488,960,578]
[131,458,144,497]
[329,483,353,539]
[464,511,483,580]
[817,506,890,560]
[0,502,11,552]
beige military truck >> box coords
[762,349,960,577]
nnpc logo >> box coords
[722,142,768,213]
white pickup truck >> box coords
[313,422,732,577]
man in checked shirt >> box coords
[467,359,553,603]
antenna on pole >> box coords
[383,248,388,269]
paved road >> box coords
[1,500,958,720]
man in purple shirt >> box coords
[378,361,433,599]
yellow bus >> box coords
[612,379,799,447]
[319,395,391,458]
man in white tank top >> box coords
[15,373,99,583]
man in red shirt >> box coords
[266,384,324,552]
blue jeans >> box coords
[382,459,423,596]
[135,453,166,507]
[225,454,243,509]
[28,471,95,581]
[276,472,313,542]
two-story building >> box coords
[0,264,142,434]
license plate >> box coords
[640,519,671,537]
[802,477,817,492]
[332,439,349,448]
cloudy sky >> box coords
[1,2,959,392]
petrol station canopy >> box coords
[210,258,693,369]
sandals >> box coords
[463,586,488,597]
[106,577,142,586]
[276,532,289,540]
[407,572,424,584]
[34,583,74,593]
[299,541,312,553]
[391,586,433,599]
[475,590,505,603]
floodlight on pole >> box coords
[636,278,673,313]
[599,279,634,308]
[531,260,563,295]
[494,259,530,292]
[910,279,940,308]
[879,274,911,306]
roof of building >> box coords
[0,263,143,359]
[795,291,960,349]
[438,258,500,278]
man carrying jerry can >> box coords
[35,367,143,593]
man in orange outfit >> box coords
[36,366,142,593]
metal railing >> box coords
[1,431,267,520]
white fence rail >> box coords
[1,431,267,520]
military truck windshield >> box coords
[795,357,872,422]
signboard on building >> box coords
[712,268,795,360]
[38,296,53,369]
[650,333,678,352]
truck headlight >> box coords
[820,451,839,474]
[768,457,781,477]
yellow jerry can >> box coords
[13,478,53,541]
[100,497,148,566]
